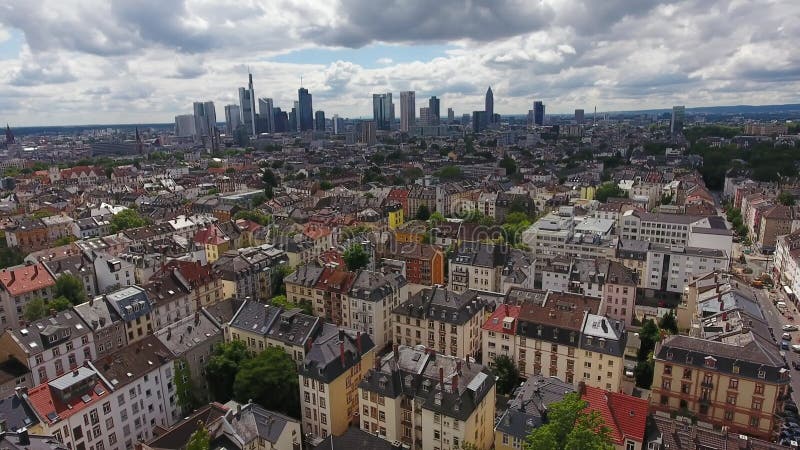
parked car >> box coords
[784,324,799,332]
[784,333,793,341]
[792,344,800,353]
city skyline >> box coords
[0,0,799,126]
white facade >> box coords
[644,246,729,293]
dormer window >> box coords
[666,351,674,360]
[704,356,716,369]
[758,369,766,379]
[732,364,740,374]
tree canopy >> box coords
[205,340,250,402]
[492,355,520,395]
[343,244,370,271]
[659,311,678,334]
[55,274,86,305]
[436,166,464,180]
[233,347,300,418]
[186,422,211,450]
[110,208,149,233]
[269,294,313,315]
[416,204,431,221]
[233,210,272,226]
[594,182,625,203]
[524,392,614,450]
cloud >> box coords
[376,57,393,65]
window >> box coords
[726,394,737,405]
[434,430,440,440]
[626,442,635,450]
[682,368,692,379]
[106,417,114,430]
[750,416,759,428]
[321,413,327,425]
[724,410,734,421]
[755,384,764,395]
[103,402,111,414]
[661,379,671,390]
[729,378,738,389]
[752,399,762,410]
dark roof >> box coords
[93,335,173,389]
[0,391,39,432]
[393,286,488,325]
[202,298,243,326]
[0,432,67,450]
[216,403,298,446]
[450,242,508,268]
[10,309,92,353]
[283,264,324,288]
[73,298,122,332]
[299,325,374,383]
[104,286,152,322]
[0,357,29,386]
[145,403,229,450]
[495,375,574,439]
[349,271,407,302]
[229,301,319,347]
[313,427,399,450]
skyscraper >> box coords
[224,105,241,135]
[238,73,257,136]
[485,87,494,123]
[174,114,196,137]
[332,114,343,134]
[372,93,393,130]
[4,124,13,144]
[273,108,287,133]
[258,98,275,133]
[419,107,431,127]
[399,91,415,132]
[472,111,488,133]
[428,96,440,126]
[192,101,217,142]
[575,109,585,125]
[315,111,326,131]
[360,120,377,146]
[671,105,685,135]
[298,88,313,131]
[533,101,545,125]
[447,108,455,123]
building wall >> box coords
[393,310,485,360]
[420,384,496,450]
[600,282,636,327]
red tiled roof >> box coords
[304,224,332,240]
[27,373,111,424]
[0,263,56,296]
[481,304,520,334]
[581,385,649,445]
[319,250,346,269]
[235,218,262,233]
[165,260,217,286]
[193,225,229,245]
[314,267,356,294]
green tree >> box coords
[271,265,294,296]
[492,355,520,395]
[634,359,654,389]
[524,392,614,450]
[186,422,211,450]
[233,210,272,226]
[50,297,73,312]
[436,166,463,180]
[594,182,625,203]
[110,208,149,232]
[637,319,660,360]
[175,359,198,413]
[55,274,87,305]
[416,204,431,221]
[428,211,446,227]
[23,298,47,321]
[0,236,23,269]
[233,347,300,418]
[778,191,796,206]
[262,169,278,188]
[269,294,313,315]
[319,180,333,190]
[54,235,76,246]
[343,244,370,271]
[659,311,678,335]
[499,156,517,175]
[205,340,250,402]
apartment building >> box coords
[344,271,408,350]
[520,212,618,260]
[481,304,520,369]
[620,210,732,255]
[643,244,729,294]
[392,286,489,360]
[193,225,231,263]
[448,242,508,294]
[73,297,127,359]
[226,301,320,364]
[0,309,96,385]
[651,332,789,441]
[0,263,56,330]
[5,218,50,253]
[757,204,794,253]
[775,230,800,295]
[298,327,375,440]
[213,244,288,301]
[358,345,496,450]
[391,243,444,286]
[104,286,155,344]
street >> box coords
[752,286,800,399]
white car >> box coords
[784,333,793,341]
[784,324,799,332]
[791,344,800,353]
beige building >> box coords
[343,270,408,350]
[358,345,496,450]
[448,242,508,294]
[298,327,375,440]
[392,286,489,360]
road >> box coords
[752,286,800,399]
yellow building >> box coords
[358,345,497,450]
[193,225,231,263]
[298,327,375,440]
[580,185,596,200]
[387,203,405,230]
[651,334,790,441]
[393,220,429,244]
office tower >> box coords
[447,108,455,123]
[671,105,685,135]
[192,101,216,141]
[223,105,241,134]
[575,109,585,125]
[428,96,440,126]
[533,101,545,125]
[4,124,13,144]
[485,87,494,123]
[174,114,196,137]
[332,114,343,135]
[273,108,287,133]
[472,111,488,133]
[238,73,257,136]
[258,98,275,133]
[360,120,376,145]
[462,114,471,125]
[399,91,415,132]
[298,87,313,131]
[372,93,393,130]
[390,102,395,123]
[527,110,534,126]
[419,107,431,127]
[315,111,326,131]
[289,106,297,133]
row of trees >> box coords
[725,206,750,239]
[633,312,677,389]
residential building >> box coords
[213,244,288,301]
[104,286,155,344]
[580,383,649,450]
[298,328,375,440]
[193,225,231,263]
[757,204,793,253]
[344,271,408,350]
[358,344,496,450]
[646,412,785,449]
[392,286,488,360]
[5,219,49,253]
[481,304,520,369]
[643,244,729,294]
[73,297,127,359]
[775,229,800,295]
[391,243,444,286]
[448,243,508,294]
[0,263,56,330]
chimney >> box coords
[338,329,345,343]
[17,427,29,446]
[452,373,459,394]
[9,270,15,286]
[89,296,94,306]
[439,366,444,389]
[356,332,362,355]
[236,402,242,417]
[340,341,346,367]
[14,386,27,399]
[33,265,38,278]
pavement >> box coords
[752,286,800,398]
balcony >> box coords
[699,397,711,406]
[701,380,714,388]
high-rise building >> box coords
[298,87,313,131]
[315,111,326,131]
[472,110,488,133]
[428,96,440,126]
[332,114,343,134]
[288,107,297,133]
[360,120,376,146]
[575,108,585,125]
[533,101,545,125]
[399,91,415,132]
[462,113,471,125]
[372,93,393,130]
[671,105,685,135]
[223,105,240,135]
[447,107,455,123]
[485,86,494,123]
[238,73,257,136]
[273,108,287,133]
[258,98,275,133]
[419,107,431,127]
[192,101,216,142]
[174,114,196,137]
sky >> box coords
[1,0,799,126]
